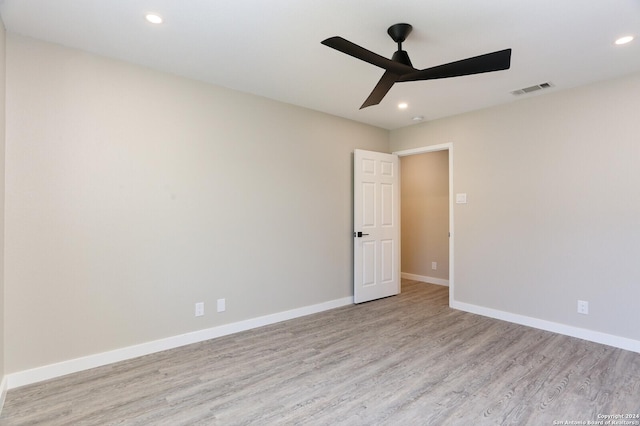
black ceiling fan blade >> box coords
[360,71,399,109]
[322,36,416,75]
[398,48,511,82]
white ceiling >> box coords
[1,0,639,130]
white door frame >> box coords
[393,143,454,306]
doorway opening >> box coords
[394,144,454,305]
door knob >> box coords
[354,231,370,238]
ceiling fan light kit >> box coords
[322,23,512,109]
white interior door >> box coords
[353,149,400,304]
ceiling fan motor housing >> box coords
[391,49,413,67]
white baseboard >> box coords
[0,375,7,416]
[401,272,449,287]
[7,296,354,389]
[451,300,640,354]
[11,293,637,391]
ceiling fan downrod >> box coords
[388,23,413,67]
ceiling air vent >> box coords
[511,82,554,96]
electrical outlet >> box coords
[577,300,589,315]
[431,262,437,270]
[217,298,226,312]
[195,302,204,317]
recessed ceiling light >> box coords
[398,103,408,109]
[412,116,424,122]
[145,14,163,24]
[615,35,634,45]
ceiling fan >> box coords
[321,23,512,109]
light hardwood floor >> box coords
[2,281,639,425]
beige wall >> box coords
[4,35,389,373]
[5,32,639,377]
[390,71,640,342]
[400,152,449,280]
[0,19,6,382]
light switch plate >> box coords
[456,193,467,204]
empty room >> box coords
[0,1,639,425]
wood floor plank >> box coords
[2,280,639,425]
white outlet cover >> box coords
[577,300,589,315]
[195,302,204,317]
[456,193,467,204]
[217,298,226,312]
